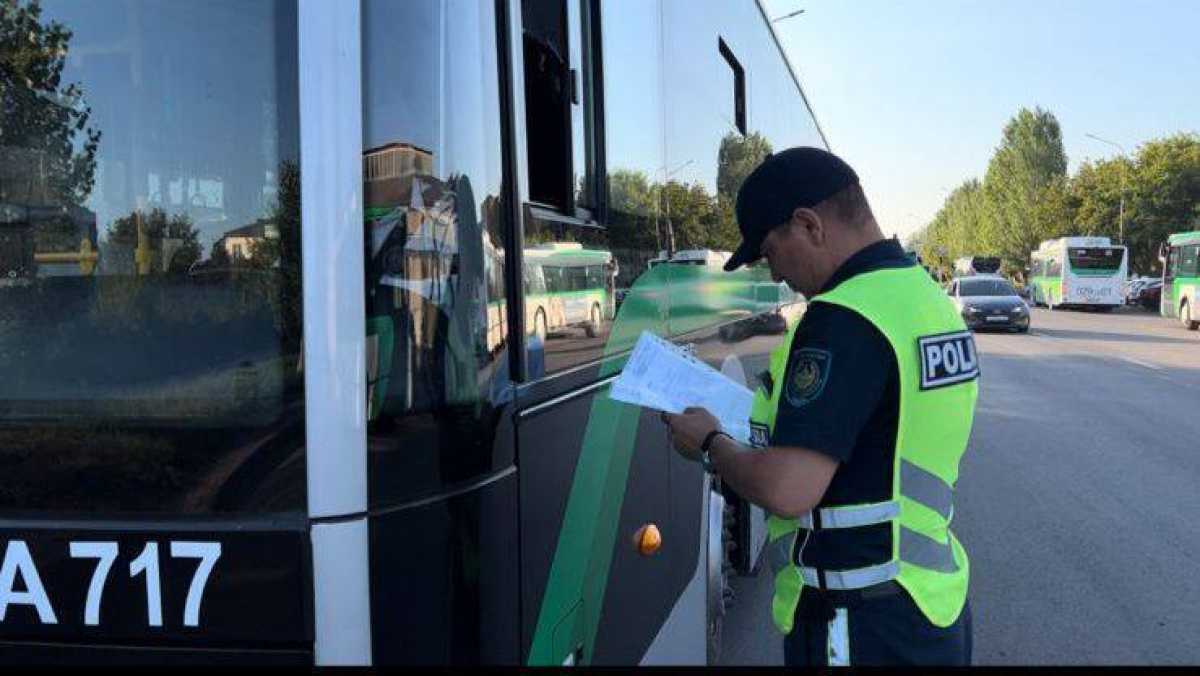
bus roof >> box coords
[1037,236,1124,252]
[670,249,732,265]
[1168,231,1200,246]
[524,243,612,265]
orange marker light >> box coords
[634,524,662,556]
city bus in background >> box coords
[0,0,826,666]
[953,255,1001,277]
[1159,230,1200,329]
[1029,237,1127,310]
[523,242,616,339]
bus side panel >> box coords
[368,472,520,665]
[590,405,695,664]
[516,383,682,665]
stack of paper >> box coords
[609,331,754,444]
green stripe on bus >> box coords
[526,267,670,666]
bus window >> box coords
[0,0,305,515]
[1181,245,1200,277]
[362,0,512,509]
[1068,247,1124,273]
[522,0,598,216]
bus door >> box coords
[510,0,686,665]
[1163,245,1180,317]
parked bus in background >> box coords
[1159,231,1200,329]
[0,0,827,666]
[953,255,1001,277]
[1029,237,1127,310]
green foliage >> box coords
[607,132,771,260]
[717,131,772,202]
[0,0,101,208]
[1125,134,1200,273]
[982,107,1068,264]
[106,207,202,274]
[916,179,990,278]
[917,107,1200,278]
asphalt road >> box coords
[720,305,1200,666]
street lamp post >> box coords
[1085,133,1128,245]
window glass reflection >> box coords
[363,0,510,504]
[519,0,666,376]
[0,0,304,514]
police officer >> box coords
[663,148,978,666]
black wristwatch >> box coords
[700,429,731,473]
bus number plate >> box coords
[0,529,308,643]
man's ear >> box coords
[792,207,825,247]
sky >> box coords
[763,0,1200,241]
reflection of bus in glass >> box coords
[522,242,616,339]
[953,255,1001,277]
[1029,237,1127,310]
[1159,230,1200,329]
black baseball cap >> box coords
[723,147,860,271]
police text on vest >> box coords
[918,331,980,390]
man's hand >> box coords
[661,407,721,463]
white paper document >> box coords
[609,331,754,444]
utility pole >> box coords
[1085,133,1128,245]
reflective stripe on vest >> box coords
[794,526,959,590]
[796,500,899,530]
[799,560,899,590]
[901,460,955,522]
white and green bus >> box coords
[523,242,617,339]
[1029,236,1127,310]
[1160,230,1200,329]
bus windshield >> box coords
[0,1,305,515]
[959,278,1017,297]
[1068,247,1123,273]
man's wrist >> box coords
[702,431,737,472]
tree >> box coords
[1125,134,1200,274]
[0,0,101,209]
[663,179,727,251]
[268,160,302,348]
[1072,157,1132,240]
[713,132,773,253]
[918,179,992,277]
[982,107,1069,265]
[105,208,202,274]
[716,131,772,202]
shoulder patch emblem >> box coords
[918,330,980,390]
[785,348,832,407]
[749,423,770,449]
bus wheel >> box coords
[585,303,601,338]
[1182,301,1199,331]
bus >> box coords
[1029,237,1128,310]
[953,255,1001,277]
[0,0,827,666]
[1160,230,1200,329]
[523,242,616,339]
